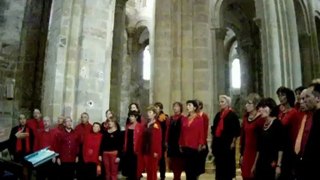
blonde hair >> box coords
[219,95,232,106]
[146,105,157,114]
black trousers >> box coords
[36,161,57,180]
[159,149,166,179]
[182,147,200,180]
[82,162,97,180]
[122,152,138,180]
[59,163,76,180]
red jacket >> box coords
[123,122,144,154]
[138,121,162,157]
[75,123,93,144]
[278,108,301,146]
[56,129,80,162]
[27,118,44,150]
[35,129,58,151]
[83,132,102,164]
[200,112,209,144]
[179,115,205,150]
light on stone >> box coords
[143,45,151,80]
[231,58,241,89]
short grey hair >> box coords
[219,95,232,106]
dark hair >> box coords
[194,99,203,110]
[154,102,163,110]
[126,111,141,125]
[128,103,141,114]
[128,110,140,118]
[93,122,101,127]
[186,100,199,111]
[295,86,306,94]
[309,83,320,98]
[276,86,296,107]
[257,98,279,117]
[172,102,183,113]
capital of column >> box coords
[116,0,128,10]
[126,27,136,37]
[211,27,227,39]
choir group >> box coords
[5,80,320,180]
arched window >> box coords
[143,45,151,80]
[231,58,241,89]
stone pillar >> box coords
[42,0,116,123]
[307,0,320,78]
[259,0,302,99]
[211,27,226,113]
[110,0,128,127]
[153,0,212,115]
[153,0,172,113]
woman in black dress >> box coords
[252,98,284,180]
[167,102,185,180]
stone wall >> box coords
[0,0,51,141]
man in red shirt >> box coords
[56,117,80,180]
[75,112,93,180]
[36,116,58,180]
[26,109,44,151]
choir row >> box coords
[4,79,320,180]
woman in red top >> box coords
[122,111,144,180]
[137,106,162,180]
[240,93,263,180]
[277,87,300,180]
[179,100,205,180]
[82,122,102,179]
[196,100,209,175]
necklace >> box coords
[263,119,274,130]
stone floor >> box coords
[140,172,243,180]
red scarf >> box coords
[16,127,31,153]
[215,108,232,137]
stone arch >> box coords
[294,0,313,84]
[212,0,262,111]
[211,0,225,28]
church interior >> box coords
[0,0,320,179]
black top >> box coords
[211,111,240,154]
[100,129,123,157]
[303,109,320,163]
[126,129,134,154]
[257,119,284,165]
[167,115,183,157]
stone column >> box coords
[259,0,302,99]
[307,0,320,79]
[153,0,213,114]
[42,0,116,122]
[153,0,172,113]
[211,27,226,113]
[110,0,128,127]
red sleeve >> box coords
[198,116,205,146]
[203,113,209,141]
[240,116,246,155]
[179,117,185,147]
[55,132,62,156]
[153,123,162,156]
